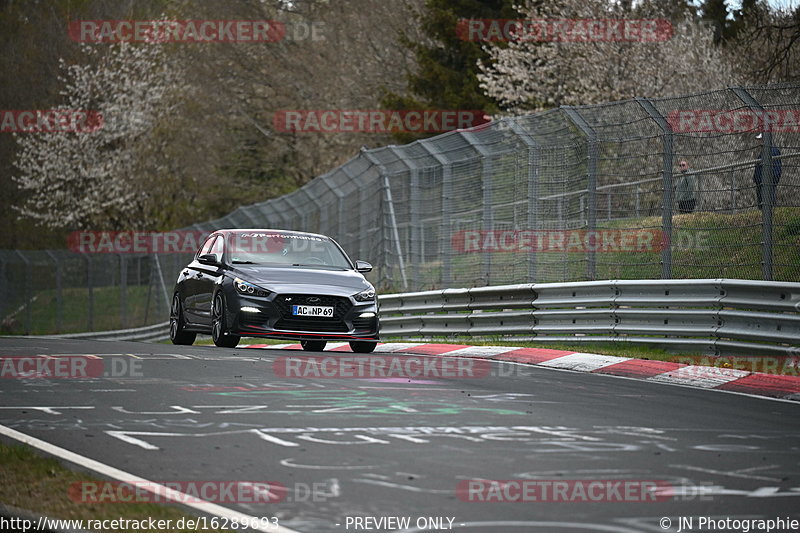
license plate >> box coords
[292,305,334,317]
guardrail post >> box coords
[297,188,317,231]
[284,193,307,233]
[15,251,32,334]
[460,131,494,285]
[389,146,422,290]
[362,150,409,291]
[152,253,170,321]
[319,173,348,243]
[45,251,63,333]
[340,163,368,258]
[82,253,94,331]
[562,107,598,280]
[636,97,674,279]
[119,253,128,329]
[0,258,6,323]
[732,86,774,281]
[419,141,453,287]
[507,119,541,282]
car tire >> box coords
[300,340,327,352]
[170,294,196,345]
[350,341,377,353]
[212,293,240,348]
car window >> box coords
[198,235,217,257]
[209,235,224,261]
[228,232,352,269]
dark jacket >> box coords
[754,146,782,184]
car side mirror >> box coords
[355,260,372,273]
[198,253,220,266]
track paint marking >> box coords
[441,346,516,358]
[673,464,785,482]
[0,423,300,533]
[165,353,194,359]
[649,366,750,388]
[372,343,426,353]
[104,428,300,450]
[279,458,384,470]
[538,353,632,372]
[0,406,94,415]
[353,478,452,494]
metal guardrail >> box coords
[36,279,800,355]
[379,279,800,356]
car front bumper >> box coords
[224,285,380,342]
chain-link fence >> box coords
[2,84,799,334]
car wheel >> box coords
[350,341,377,353]
[170,294,196,345]
[300,340,327,352]
[212,293,240,348]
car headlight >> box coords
[353,286,376,302]
[234,277,271,297]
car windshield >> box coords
[227,232,352,269]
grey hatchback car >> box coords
[170,229,379,352]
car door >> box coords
[182,235,216,324]
[194,235,225,325]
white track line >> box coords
[0,424,300,533]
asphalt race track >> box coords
[1,337,799,533]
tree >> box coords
[478,0,737,112]
[176,0,426,187]
[700,0,731,43]
[728,0,800,83]
[382,0,516,142]
[13,40,188,230]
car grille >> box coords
[273,294,352,333]
[274,318,349,332]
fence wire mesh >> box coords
[2,84,799,334]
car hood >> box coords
[230,265,372,296]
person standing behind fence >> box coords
[753,132,782,210]
[675,159,697,214]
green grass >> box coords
[0,443,232,532]
[403,207,800,289]
[1,285,160,335]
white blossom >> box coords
[479,0,737,112]
[13,39,186,230]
